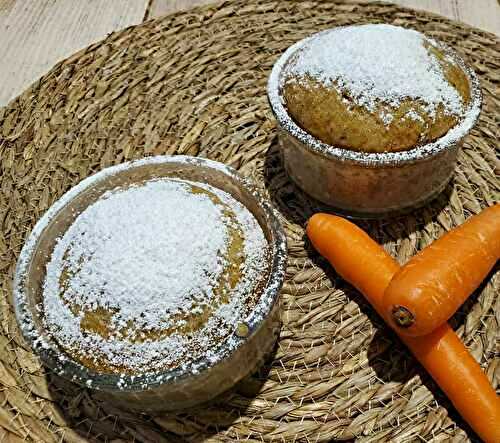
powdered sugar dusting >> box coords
[41,177,269,373]
[267,26,482,166]
[283,24,464,118]
[405,109,425,123]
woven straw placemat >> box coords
[0,1,498,441]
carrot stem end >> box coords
[392,305,415,328]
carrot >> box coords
[306,213,500,443]
[383,203,500,337]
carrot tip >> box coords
[392,305,415,328]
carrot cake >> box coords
[281,24,471,153]
[42,177,269,374]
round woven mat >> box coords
[0,1,499,442]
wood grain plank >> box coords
[394,0,458,21]
[147,0,500,36]
[0,0,148,107]
[452,0,500,36]
[394,0,500,35]
[0,0,497,108]
[147,0,214,18]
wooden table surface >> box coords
[0,0,498,107]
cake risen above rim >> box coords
[42,177,269,375]
[281,24,471,153]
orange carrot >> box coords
[306,213,500,443]
[383,203,500,337]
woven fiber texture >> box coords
[0,1,499,441]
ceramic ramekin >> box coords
[13,155,287,412]
[267,28,482,218]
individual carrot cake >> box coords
[281,24,471,153]
[42,177,269,375]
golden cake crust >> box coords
[282,39,471,153]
